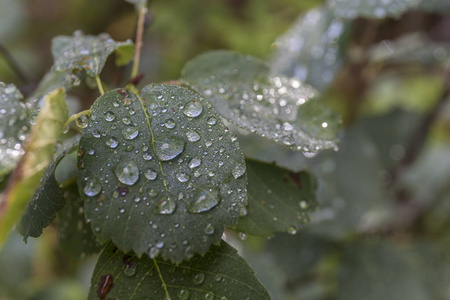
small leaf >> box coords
[182,50,340,151]
[88,241,270,300]
[52,31,134,78]
[77,85,247,263]
[125,0,147,10]
[271,7,350,91]
[0,82,30,182]
[57,184,102,258]
[328,0,420,19]
[17,136,80,240]
[0,88,68,246]
[235,160,317,237]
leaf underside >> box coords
[182,50,340,152]
[77,85,247,263]
[88,241,270,300]
[235,159,317,237]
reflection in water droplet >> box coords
[123,258,137,277]
[206,116,217,125]
[148,189,158,197]
[104,111,116,122]
[114,161,140,185]
[178,289,191,300]
[84,178,102,196]
[204,293,214,300]
[176,173,190,182]
[76,115,89,128]
[183,100,203,117]
[144,169,157,180]
[288,226,298,235]
[122,127,139,140]
[204,223,214,235]
[188,188,220,213]
[155,136,185,161]
[165,119,176,129]
[188,157,201,169]
[193,273,205,284]
[186,130,201,142]
[106,137,119,148]
[239,232,247,240]
[122,117,131,125]
[155,196,176,214]
[232,165,246,179]
[149,246,160,258]
[143,153,152,160]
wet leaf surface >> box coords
[78,85,247,263]
[88,241,270,300]
[182,50,340,152]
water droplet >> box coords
[76,115,88,128]
[155,196,176,214]
[176,172,190,182]
[215,274,222,282]
[84,178,102,196]
[186,130,201,142]
[183,100,203,117]
[148,189,158,197]
[299,200,309,209]
[143,152,152,160]
[114,161,140,185]
[144,168,157,180]
[204,223,214,235]
[165,118,176,129]
[193,273,205,284]
[204,293,214,300]
[239,232,247,240]
[87,148,95,155]
[288,226,297,235]
[206,116,217,125]
[104,111,116,122]
[232,165,246,179]
[178,289,191,300]
[155,136,185,161]
[106,137,119,148]
[149,246,160,258]
[188,157,201,169]
[93,130,101,138]
[188,188,220,213]
[123,257,137,277]
[122,127,139,140]
[67,74,81,86]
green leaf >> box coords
[182,50,341,152]
[234,160,317,237]
[328,0,420,19]
[125,0,147,10]
[0,88,68,246]
[77,85,247,263]
[271,7,350,91]
[337,240,428,300]
[17,136,80,240]
[0,82,30,182]
[52,31,134,78]
[88,241,270,300]
[57,184,102,258]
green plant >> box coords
[1,0,450,299]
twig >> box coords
[95,75,105,95]
[130,6,148,80]
[0,43,33,84]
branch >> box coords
[130,6,148,80]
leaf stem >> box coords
[0,43,33,84]
[64,109,92,128]
[130,6,147,79]
[96,75,105,95]
[153,259,171,299]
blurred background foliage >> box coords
[2,0,450,299]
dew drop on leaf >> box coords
[148,189,158,197]
[155,136,185,161]
[232,165,246,179]
[176,172,190,182]
[188,157,201,169]
[122,127,139,140]
[188,188,220,213]
[288,225,298,235]
[204,223,215,235]
[106,137,119,148]
[206,116,217,125]
[122,117,131,125]
[178,289,191,300]
[76,115,89,128]
[183,100,203,117]
[186,130,201,142]
[114,161,140,185]
[144,168,157,180]
[123,257,137,277]
[104,111,116,122]
[165,118,176,129]
[193,273,205,284]
[204,293,214,300]
[239,232,247,240]
[84,178,102,196]
[155,196,176,215]
[148,246,160,259]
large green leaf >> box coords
[88,241,270,300]
[234,160,317,237]
[77,85,248,263]
[0,88,68,246]
[328,0,420,19]
[57,184,102,258]
[337,240,428,300]
[0,82,30,182]
[182,50,340,151]
[17,137,80,240]
[271,7,350,91]
[52,31,134,78]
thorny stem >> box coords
[95,75,105,95]
[64,109,92,128]
[130,6,147,80]
[0,43,33,84]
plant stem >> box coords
[64,109,92,128]
[0,43,33,84]
[130,6,147,79]
[95,76,105,95]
